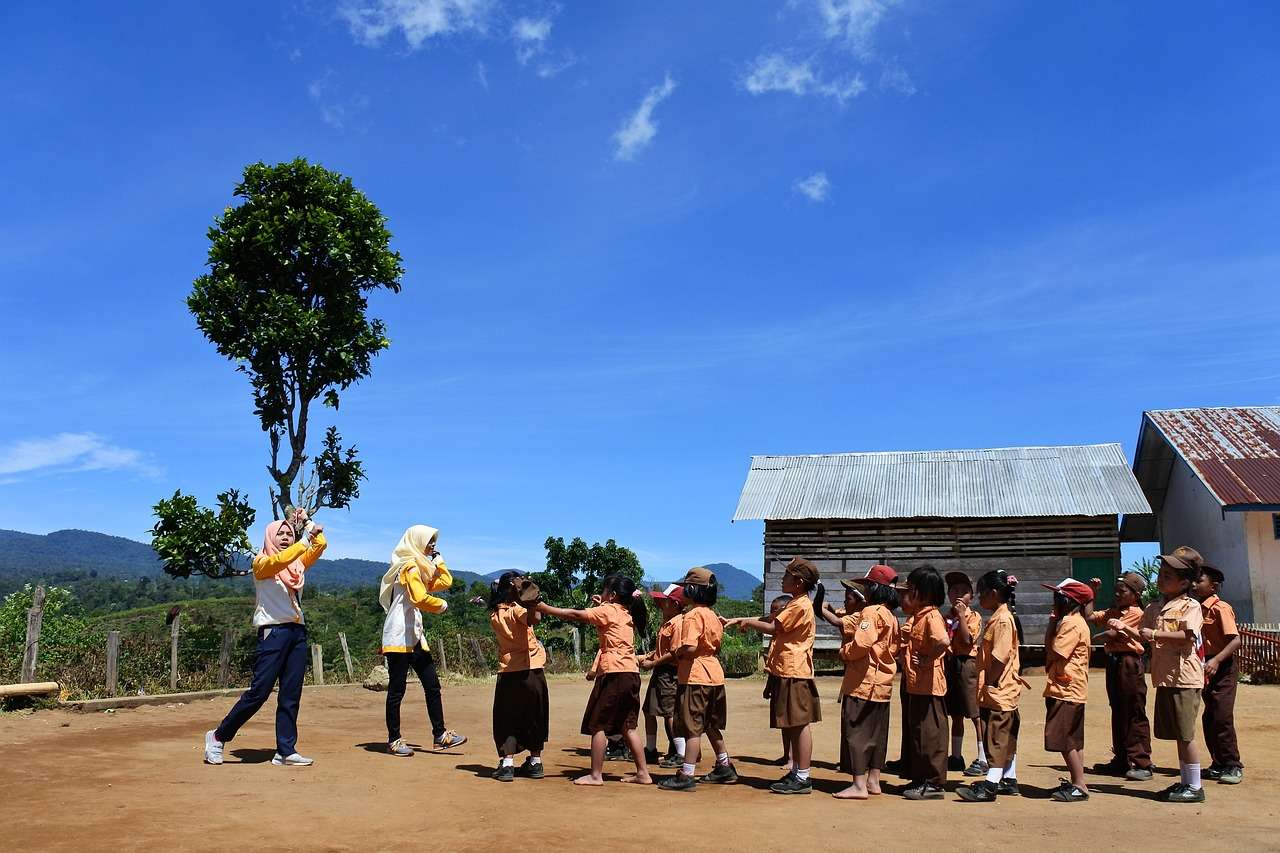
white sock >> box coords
[716,752,730,766]
[1186,762,1201,790]
[795,767,811,781]
[500,756,513,767]
[950,736,963,759]
[976,741,987,763]
[681,762,696,776]
[985,765,1004,784]
[1005,756,1017,778]
[530,756,541,765]
[672,737,686,755]
[645,733,657,750]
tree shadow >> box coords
[1089,783,1161,800]
[457,763,497,778]
[229,748,276,764]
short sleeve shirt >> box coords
[676,606,725,686]
[1044,612,1090,704]
[490,603,547,673]
[977,605,1025,711]
[1200,596,1239,659]
[945,608,983,657]
[1089,606,1145,655]
[903,606,948,696]
[1143,595,1204,688]
[581,602,638,674]
[838,604,898,701]
[655,613,683,661]
[766,594,816,679]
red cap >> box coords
[1041,578,1095,605]
[650,583,685,605]
[852,564,898,586]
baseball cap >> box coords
[1200,565,1225,585]
[838,579,868,600]
[679,566,715,586]
[650,583,686,604]
[1117,571,1146,597]
[849,564,898,586]
[1160,545,1204,572]
[1041,578,1095,605]
[783,557,819,585]
[944,571,972,591]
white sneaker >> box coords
[203,731,224,765]
[272,752,314,766]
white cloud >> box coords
[511,15,552,64]
[475,59,489,88]
[815,0,900,58]
[613,73,677,162]
[793,172,831,202]
[339,0,495,49]
[0,433,160,479]
[742,54,865,103]
[308,71,370,129]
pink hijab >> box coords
[261,520,306,592]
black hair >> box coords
[1053,590,1086,617]
[1165,559,1199,589]
[976,570,1025,655]
[770,594,793,610]
[685,572,719,606]
[906,565,945,607]
[488,571,520,611]
[863,581,899,611]
[602,574,649,641]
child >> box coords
[766,594,794,770]
[1086,571,1153,780]
[886,588,918,777]
[726,557,823,795]
[943,571,984,776]
[660,566,735,792]
[956,570,1028,802]
[1194,564,1243,785]
[203,509,326,767]
[640,583,687,767]
[538,575,652,785]
[378,525,467,755]
[1042,578,1094,802]
[488,572,548,781]
[899,565,949,800]
[819,564,899,800]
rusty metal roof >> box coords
[1136,407,1280,509]
[733,444,1150,521]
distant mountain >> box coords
[645,562,760,601]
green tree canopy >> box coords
[533,536,644,605]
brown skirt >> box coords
[945,656,980,719]
[840,696,890,776]
[766,674,822,729]
[674,683,728,738]
[643,666,679,718]
[1044,698,1085,752]
[980,706,1019,768]
[906,693,947,784]
[1153,686,1201,742]
[580,672,641,736]
[493,668,549,755]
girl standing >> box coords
[538,575,653,785]
[943,571,984,776]
[203,509,326,767]
[379,525,467,756]
[488,572,549,781]
[900,565,949,800]
[1042,578,1094,802]
[640,583,687,767]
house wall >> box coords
[1244,512,1280,623]
[1158,457,1252,621]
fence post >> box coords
[469,637,486,671]
[571,626,581,670]
[456,635,465,674]
[311,644,324,685]
[20,584,46,683]
[218,629,235,688]
[105,630,120,697]
[436,636,448,672]
[338,632,354,682]
[168,611,181,692]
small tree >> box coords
[533,536,644,605]
[1130,556,1161,605]
[150,490,257,579]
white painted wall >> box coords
[1160,457,1251,620]
[1244,512,1280,623]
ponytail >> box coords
[978,570,1025,671]
[488,570,520,611]
[602,574,649,643]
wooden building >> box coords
[733,444,1152,647]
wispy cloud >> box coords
[613,73,677,161]
[511,15,552,63]
[339,0,496,49]
[308,70,370,129]
[793,171,831,201]
[815,0,901,58]
[742,54,865,103]
[474,59,489,88]
[0,433,161,480]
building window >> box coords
[1274,513,1280,540]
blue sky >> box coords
[2,1,1278,580]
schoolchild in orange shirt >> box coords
[886,586,919,776]
[488,572,548,782]
[767,594,795,771]
[899,565,950,800]
[640,583,687,768]
[1042,578,1094,802]
[943,571,984,777]
[1194,565,1243,785]
[1086,571,1153,780]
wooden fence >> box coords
[1239,623,1280,683]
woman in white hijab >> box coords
[380,524,467,756]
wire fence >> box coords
[1238,623,1280,684]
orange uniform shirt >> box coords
[654,613,683,663]
[1143,595,1204,689]
[945,607,982,657]
[977,604,1026,711]
[766,594,816,679]
[1044,611,1090,704]
[1200,595,1239,659]
[676,605,725,686]
[1089,605,1145,655]
[581,602,639,674]
[838,604,898,701]
[490,603,547,673]
[903,606,948,696]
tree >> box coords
[532,536,644,605]
[187,157,403,519]
[150,490,257,579]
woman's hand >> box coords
[309,521,324,537]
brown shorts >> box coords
[840,697,890,776]
[980,706,1020,767]
[674,683,728,738]
[643,666,678,718]
[1154,686,1202,742]
[1044,698,1085,753]
[766,674,822,729]
[580,672,640,737]
[945,656,980,719]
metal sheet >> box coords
[1144,407,1280,507]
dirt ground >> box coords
[2,674,1278,853]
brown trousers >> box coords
[897,673,911,767]
[1203,657,1242,769]
[1104,652,1152,770]
[905,693,947,785]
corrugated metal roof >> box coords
[1143,407,1280,507]
[733,444,1151,521]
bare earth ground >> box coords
[2,674,1279,853]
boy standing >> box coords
[1087,571,1154,781]
[1193,565,1243,785]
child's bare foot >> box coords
[867,782,882,795]
[620,773,653,784]
[832,785,869,800]
[572,773,604,786]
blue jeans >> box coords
[215,623,308,756]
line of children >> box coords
[640,583,687,767]
[1042,577,1094,802]
[487,571,548,781]
[943,571,985,777]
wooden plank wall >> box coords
[760,515,1120,647]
